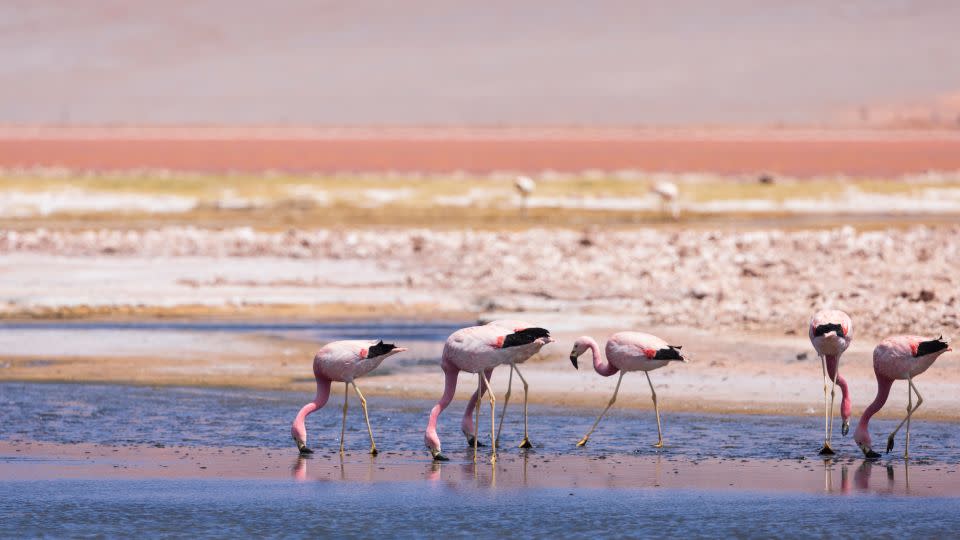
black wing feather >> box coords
[501,328,550,348]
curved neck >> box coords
[588,337,619,377]
[855,375,893,441]
[825,355,851,420]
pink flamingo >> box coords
[808,309,853,455]
[424,324,552,462]
[460,319,548,449]
[854,334,951,459]
[291,339,407,455]
[570,332,687,448]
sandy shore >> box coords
[2,439,955,496]
[2,316,958,421]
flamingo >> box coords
[808,309,853,455]
[854,335,951,459]
[424,324,552,462]
[291,339,407,455]
[514,175,536,215]
[570,332,687,448]
[650,180,679,219]
[460,319,548,449]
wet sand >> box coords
[4,127,960,175]
[3,440,956,497]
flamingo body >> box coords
[872,335,943,380]
[314,340,399,381]
[605,332,678,372]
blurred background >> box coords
[1,1,959,372]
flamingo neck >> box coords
[854,375,893,446]
[588,338,619,377]
[291,377,331,443]
[825,355,852,421]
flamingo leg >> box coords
[474,374,481,462]
[818,355,834,455]
[886,377,923,458]
[645,371,664,448]
[827,362,840,446]
[577,371,625,447]
[351,382,378,456]
[495,364,514,449]
[481,370,497,463]
[514,364,533,449]
[339,382,349,454]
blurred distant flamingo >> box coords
[570,332,687,448]
[514,175,536,215]
[650,181,679,219]
[854,334,951,459]
[460,319,549,449]
[424,324,552,462]
[291,340,406,455]
[808,309,853,455]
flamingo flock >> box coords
[291,311,952,461]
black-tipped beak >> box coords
[569,354,579,369]
[842,420,850,437]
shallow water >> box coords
[5,479,960,539]
[2,382,957,464]
[3,382,960,538]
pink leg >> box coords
[461,368,494,445]
[424,358,460,460]
[825,356,851,435]
[291,377,332,453]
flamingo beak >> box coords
[569,353,579,369]
[842,420,850,436]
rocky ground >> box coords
[2,225,957,340]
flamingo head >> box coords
[569,337,593,369]
[291,430,312,455]
[853,426,880,460]
[424,433,447,461]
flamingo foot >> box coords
[518,437,533,449]
[653,441,664,449]
[369,447,379,456]
[818,443,836,456]
[842,420,850,437]
[576,436,589,447]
